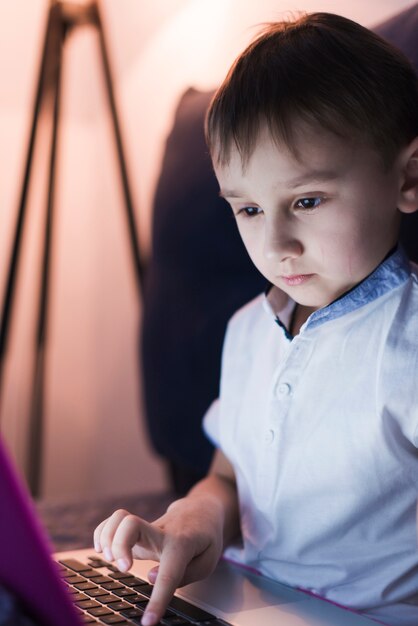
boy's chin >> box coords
[275,286,327,310]
[278,281,355,310]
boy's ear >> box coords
[398,136,418,214]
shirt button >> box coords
[265,429,275,443]
[277,382,291,396]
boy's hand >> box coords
[93,495,225,626]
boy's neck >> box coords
[289,245,400,335]
[289,304,315,336]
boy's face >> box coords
[215,125,403,310]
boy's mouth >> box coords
[280,274,315,286]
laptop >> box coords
[0,436,377,626]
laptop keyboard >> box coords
[58,556,230,626]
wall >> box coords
[0,0,415,500]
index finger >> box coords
[141,541,191,626]
[112,514,163,570]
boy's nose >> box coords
[263,219,303,262]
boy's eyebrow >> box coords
[287,169,339,188]
[219,169,340,199]
[219,189,244,199]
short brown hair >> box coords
[206,12,418,168]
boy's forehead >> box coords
[215,124,361,188]
[214,126,397,203]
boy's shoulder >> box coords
[224,288,292,356]
[228,291,265,324]
[228,284,290,325]
[398,259,418,305]
[394,260,418,328]
[224,292,271,353]
[373,259,418,373]
[378,261,418,439]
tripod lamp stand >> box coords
[0,0,144,497]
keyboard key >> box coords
[73,593,89,602]
[59,559,91,572]
[75,599,101,610]
[81,569,103,578]
[101,616,131,624]
[102,582,124,591]
[117,593,144,604]
[75,582,98,591]
[87,606,114,617]
[82,616,98,624]
[110,572,137,580]
[168,596,215,622]
[134,577,148,585]
[161,617,189,626]
[112,587,137,597]
[61,568,77,578]
[87,556,110,567]
[56,562,68,572]
[91,575,113,584]
[132,584,154,596]
[107,601,132,611]
[121,607,144,618]
[105,564,119,572]
[120,577,146,588]
[67,574,88,584]
[134,601,149,612]
[97,594,120,604]
[85,588,111,598]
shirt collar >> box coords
[263,246,410,335]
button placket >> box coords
[270,335,314,401]
[264,429,275,444]
[276,381,292,397]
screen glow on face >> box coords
[215,125,402,310]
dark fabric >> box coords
[0,586,39,626]
[374,3,418,70]
[141,88,266,478]
[374,3,418,263]
[140,5,418,484]
[167,460,207,497]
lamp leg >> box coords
[27,4,66,498]
[0,5,61,411]
[1,0,144,498]
[94,2,145,294]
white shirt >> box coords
[204,247,418,626]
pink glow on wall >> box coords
[0,0,415,499]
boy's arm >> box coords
[93,449,239,626]
[189,446,240,545]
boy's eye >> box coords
[294,197,322,210]
[238,206,261,217]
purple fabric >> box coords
[0,439,81,626]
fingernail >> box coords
[142,611,157,626]
[94,541,101,552]
[104,547,113,562]
[148,570,157,584]
[117,558,129,572]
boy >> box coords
[94,13,418,626]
